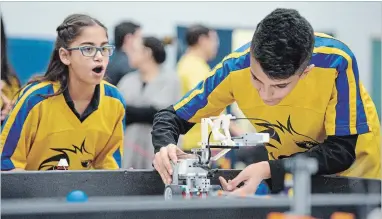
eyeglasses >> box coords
[66,45,115,57]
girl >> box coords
[1,16,21,122]
[117,36,181,169]
[1,14,126,171]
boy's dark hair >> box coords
[185,24,212,47]
[114,21,140,50]
[251,8,315,80]
[143,36,166,64]
[23,14,107,98]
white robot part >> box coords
[209,114,234,145]
[202,114,270,162]
[210,133,270,161]
[54,158,69,170]
[58,158,69,168]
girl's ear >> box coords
[59,48,71,66]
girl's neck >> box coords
[67,79,95,101]
[186,47,208,62]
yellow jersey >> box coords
[1,80,126,171]
[174,33,381,179]
[177,54,212,150]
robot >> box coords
[164,114,270,200]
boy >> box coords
[151,8,381,194]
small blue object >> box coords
[66,190,88,203]
[255,181,270,195]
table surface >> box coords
[2,194,381,215]
[1,170,381,219]
[1,170,381,199]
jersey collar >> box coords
[63,84,100,122]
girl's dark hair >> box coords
[143,36,166,64]
[24,14,107,98]
[1,16,21,87]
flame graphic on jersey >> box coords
[254,115,320,159]
[38,139,93,170]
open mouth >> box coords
[92,66,104,74]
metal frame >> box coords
[2,194,380,215]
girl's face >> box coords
[59,24,113,86]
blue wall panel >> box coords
[7,38,54,85]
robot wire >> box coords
[205,117,275,165]
[233,117,276,138]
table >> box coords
[1,170,381,219]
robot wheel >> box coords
[164,185,183,200]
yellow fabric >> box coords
[177,54,212,150]
[0,80,125,171]
[173,33,381,179]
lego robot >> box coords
[164,114,270,200]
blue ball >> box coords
[255,181,270,195]
[66,190,88,203]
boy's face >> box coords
[249,56,313,106]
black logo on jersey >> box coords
[253,115,320,159]
[38,139,93,170]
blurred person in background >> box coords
[106,21,142,86]
[177,24,243,156]
[1,16,21,122]
[118,36,180,169]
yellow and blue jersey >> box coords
[177,54,213,151]
[174,33,381,179]
[0,80,126,171]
